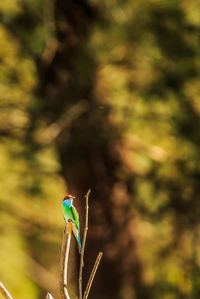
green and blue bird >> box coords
[62,194,81,254]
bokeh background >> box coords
[1,0,200,298]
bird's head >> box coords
[63,194,75,205]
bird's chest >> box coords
[63,205,73,221]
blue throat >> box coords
[63,199,73,207]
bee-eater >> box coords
[62,194,81,254]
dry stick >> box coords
[0,282,13,299]
[60,222,73,299]
[78,189,91,299]
[83,252,103,299]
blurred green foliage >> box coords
[1,0,200,298]
[90,1,200,297]
[0,2,66,298]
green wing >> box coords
[71,205,80,231]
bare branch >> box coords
[0,282,13,299]
[60,222,73,299]
[79,189,91,299]
[83,252,103,299]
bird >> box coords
[62,194,82,254]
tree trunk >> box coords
[38,0,149,298]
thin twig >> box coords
[60,222,73,299]
[79,189,91,299]
[45,292,54,299]
[0,282,13,299]
[83,252,103,299]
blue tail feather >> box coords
[78,234,82,253]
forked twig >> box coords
[60,222,73,299]
[0,282,13,299]
[83,252,103,299]
[79,189,91,299]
